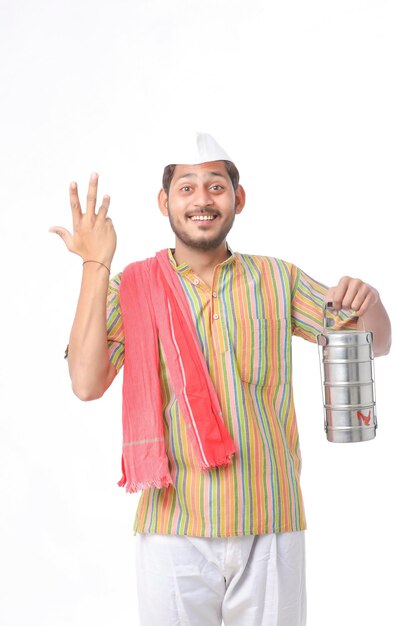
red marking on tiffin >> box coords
[357,410,371,426]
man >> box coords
[50,133,391,626]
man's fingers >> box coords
[329,276,351,310]
[49,226,73,249]
[355,292,373,317]
[350,283,370,313]
[69,181,82,227]
[340,278,362,310]
[86,172,99,219]
[96,195,111,219]
[328,277,375,316]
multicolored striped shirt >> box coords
[106,250,355,537]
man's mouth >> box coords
[189,214,217,221]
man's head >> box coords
[157,133,245,252]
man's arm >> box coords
[50,173,117,400]
[327,276,391,357]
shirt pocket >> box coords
[232,318,290,387]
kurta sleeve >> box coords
[290,265,358,343]
[107,272,125,373]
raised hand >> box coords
[50,173,117,269]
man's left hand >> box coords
[326,276,379,317]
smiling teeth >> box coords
[191,215,215,221]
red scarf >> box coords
[118,250,236,493]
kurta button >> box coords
[212,291,217,298]
[213,313,219,320]
[193,278,200,285]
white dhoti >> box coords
[135,531,306,626]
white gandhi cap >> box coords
[163,131,232,167]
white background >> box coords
[0,1,416,624]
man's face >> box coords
[158,161,245,251]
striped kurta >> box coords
[107,250,355,537]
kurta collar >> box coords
[167,245,236,274]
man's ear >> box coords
[158,189,169,216]
[234,185,246,214]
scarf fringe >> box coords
[200,453,235,472]
[118,455,234,493]
[118,474,174,493]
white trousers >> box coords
[135,531,306,626]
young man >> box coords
[50,133,391,626]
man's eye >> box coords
[180,186,191,192]
[210,185,223,191]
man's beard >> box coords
[167,208,235,251]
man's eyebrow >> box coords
[173,171,228,182]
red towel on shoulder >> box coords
[118,249,236,493]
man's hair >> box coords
[162,160,240,194]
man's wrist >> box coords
[82,259,111,274]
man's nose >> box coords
[193,187,213,208]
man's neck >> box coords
[172,241,230,286]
